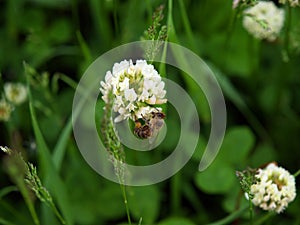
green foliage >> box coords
[128,185,160,224]
[195,126,255,194]
[157,217,196,225]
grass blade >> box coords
[25,63,74,225]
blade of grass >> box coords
[209,64,272,143]
[14,177,40,225]
[205,205,248,225]
[0,200,33,224]
[166,0,182,215]
[52,72,90,171]
[0,186,18,199]
[178,0,196,50]
[52,116,73,171]
[165,1,270,144]
[170,172,181,214]
[24,63,74,225]
[0,218,15,225]
[51,74,78,170]
[89,0,112,48]
[76,30,92,64]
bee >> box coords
[149,111,165,131]
[134,119,152,139]
[133,111,166,142]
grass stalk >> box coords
[119,183,132,225]
[15,177,40,225]
[178,0,196,50]
[249,200,253,225]
[24,63,74,225]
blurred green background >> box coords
[0,0,300,224]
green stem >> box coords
[119,184,132,225]
[113,0,120,35]
[159,0,174,75]
[171,172,181,214]
[249,36,261,75]
[145,0,152,24]
[283,4,292,61]
[205,204,248,225]
[294,169,300,177]
[0,186,18,199]
[178,0,196,49]
[223,7,240,71]
[49,203,66,224]
[225,6,239,50]
[249,200,253,225]
[16,178,40,225]
[166,0,176,41]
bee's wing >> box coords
[148,119,164,144]
[148,129,158,144]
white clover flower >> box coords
[100,59,167,122]
[243,1,285,41]
[279,0,299,7]
[4,82,27,105]
[233,0,241,8]
[250,163,296,213]
[0,98,14,121]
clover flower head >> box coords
[4,82,27,105]
[250,163,296,213]
[0,98,14,122]
[243,1,285,41]
[279,0,299,7]
[100,59,167,122]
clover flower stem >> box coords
[248,36,261,75]
[284,4,292,61]
[223,7,239,70]
[119,183,132,225]
[225,6,239,51]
